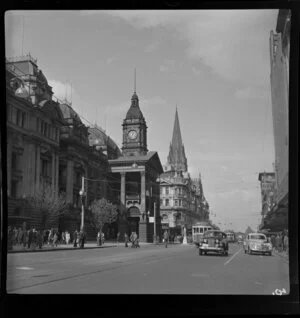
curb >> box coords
[7,245,117,254]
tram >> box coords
[225,231,236,243]
[192,222,213,244]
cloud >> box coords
[106,57,118,64]
[194,151,247,162]
[104,10,278,86]
[159,59,176,72]
[235,86,269,100]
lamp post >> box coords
[79,176,86,231]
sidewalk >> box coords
[273,249,289,263]
[7,241,185,254]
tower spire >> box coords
[134,68,136,93]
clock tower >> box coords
[122,89,148,156]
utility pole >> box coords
[154,201,157,244]
[80,176,85,230]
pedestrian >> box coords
[124,232,129,247]
[283,232,289,254]
[31,228,37,250]
[271,234,276,251]
[275,234,282,252]
[37,229,43,249]
[135,235,140,248]
[27,228,33,249]
[79,228,86,248]
[62,231,66,244]
[130,232,135,248]
[73,229,78,248]
[101,232,105,245]
[97,231,101,246]
[163,230,169,248]
[66,231,70,245]
[53,230,59,247]
[117,232,120,243]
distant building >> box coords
[159,108,210,237]
[268,9,290,231]
[258,172,276,229]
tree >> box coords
[90,198,118,234]
[26,184,67,229]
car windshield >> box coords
[249,235,266,240]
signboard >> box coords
[149,217,154,223]
[162,224,169,230]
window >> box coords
[179,199,182,206]
[17,109,22,126]
[165,187,169,195]
[160,199,163,205]
[12,153,17,170]
[21,112,26,128]
[11,107,17,124]
[165,199,169,206]
[11,180,18,198]
[175,200,178,206]
[200,228,204,233]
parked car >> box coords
[243,233,272,256]
[197,230,229,256]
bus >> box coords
[192,222,213,244]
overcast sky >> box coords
[5,10,279,232]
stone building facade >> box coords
[159,109,210,238]
[5,55,121,239]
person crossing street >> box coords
[163,230,169,248]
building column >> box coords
[66,159,74,203]
[35,144,41,193]
[120,172,126,209]
[139,171,148,242]
[117,172,129,240]
[7,137,12,196]
[51,152,55,193]
[140,171,146,213]
[55,154,59,197]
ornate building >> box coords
[5,54,121,239]
[258,172,277,230]
[109,87,163,242]
[159,108,210,238]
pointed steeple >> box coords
[167,107,188,172]
[125,68,144,120]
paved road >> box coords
[6,243,289,294]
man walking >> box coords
[117,232,120,244]
[124,232,129,247]
[163,230,169,248]
[73,229,78,248]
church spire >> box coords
[167,107,188,172]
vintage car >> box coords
[196,230,229,256]
[243,233,272,256]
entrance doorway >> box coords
[127,217,139,236]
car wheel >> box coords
[269,252,272,256]
[199,249,202,256]
[204,251,207,255]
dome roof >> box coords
[125,92,144,120]
[58,103,82,124]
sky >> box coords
[5,10,279,232]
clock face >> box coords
[128,130,137,140]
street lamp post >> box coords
[79,176,85,231]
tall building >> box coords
[108,85,163,242]
[159,108,209,238]
[267,9,290,231]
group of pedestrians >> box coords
[270,231,289,253]
[73,229,86,248]
[96,231,105,246]
[7,225,85,250]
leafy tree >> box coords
[90,198,118,234]
[26,184,67,229]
